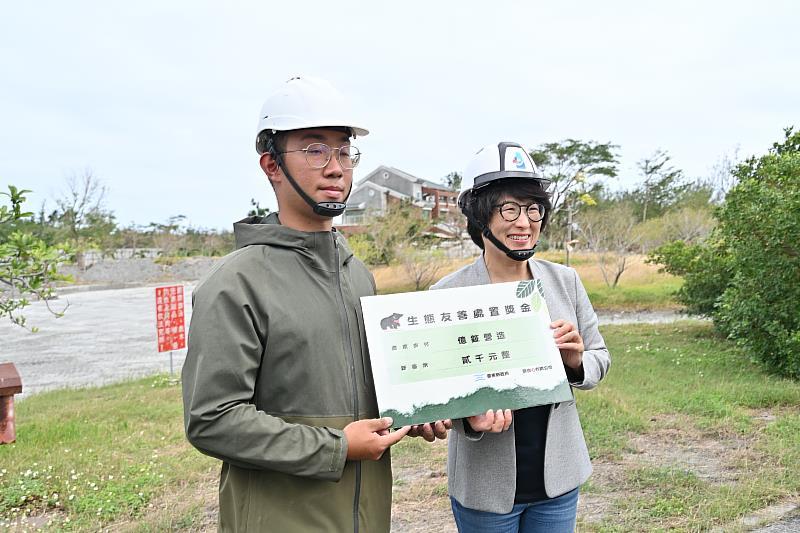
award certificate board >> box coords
[361,280,573,426]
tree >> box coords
[649,127,800,377]
[627,174,715,253]
[443,171,462,191]
[629,149,687,223]
[431,172,468,252]
[529,140,619,265]
[636,204,715,252]
[434,205,468,252]
[53,169,116,268]
[248,198,270,217]
[576,202,640,288]
[397,244,446,291]
[706,148,740,203]
[361,201,430,266]
[1,186,69,329]
[529,140,619,215]
[147,215,187,258]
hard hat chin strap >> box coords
[481,226,538,261]
[465,212,537,262]
[278,156,351,217]
[269,138,351,218]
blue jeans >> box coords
[450,488,579,533]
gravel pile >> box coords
[60,257,220,286]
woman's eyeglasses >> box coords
[492,201,546,223]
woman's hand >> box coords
[466,409,513,433]
[408,420,452,442]
[551,319,584,370]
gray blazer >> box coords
[431,255,611,514]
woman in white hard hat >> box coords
[431,142,611,533]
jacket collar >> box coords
[470,253,538,283]
[233,212,354,272]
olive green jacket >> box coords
[182,213,391,532]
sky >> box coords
[2,1,798,231]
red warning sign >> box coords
[155,285,186,352]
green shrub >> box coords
[713,130,800,376]
[346,233,384,266]
[648,238,733,316]
[649,128,800,377]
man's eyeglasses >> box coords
[277,143,361,170]
[493,201,546,223]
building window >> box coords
[383,171,389,180]
[368,189,375,197]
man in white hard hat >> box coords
[182,76,410,532]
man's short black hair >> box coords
[256,126,354,156]
[462,178,552,250]
[256,130,286,155]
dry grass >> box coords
[371,252,681,311]
[390,439,454,533]
[372,252,675,291]
[535,251,678,288]
[371,258,472,294]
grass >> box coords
[574,321,800,532]
[371,251,682,311]
[2,322,799,531]
[0,376,217,531]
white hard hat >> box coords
[458,142,549,205]
[255,76,368,152]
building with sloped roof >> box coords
[342,165,458,226]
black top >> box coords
[513,405,550,503]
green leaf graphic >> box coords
[535,279,545,298]
[516,280,535,299]
[531,292,543,312]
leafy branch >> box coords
[1,185,71,330]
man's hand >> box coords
[344,418,410,461]
[551,319,584,371]
[466,409,513,433]
[408,420,452,442]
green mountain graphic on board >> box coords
[382,380,572,427]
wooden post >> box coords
[0,362,23,444]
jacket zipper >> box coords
[334,235,361,533]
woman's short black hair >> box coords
[461,178,552,250]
